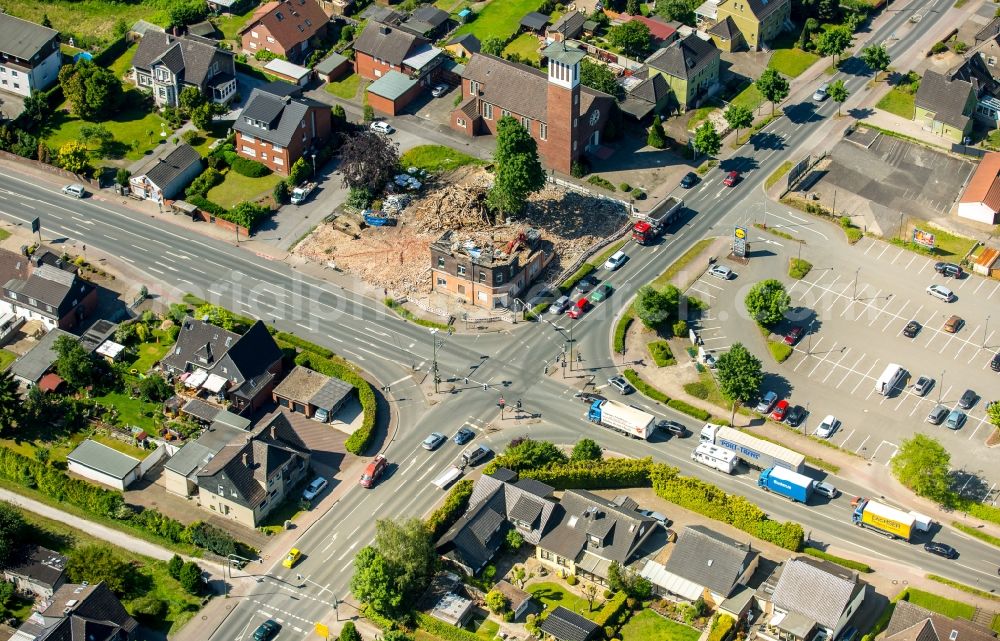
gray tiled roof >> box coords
[770,557,861,630]
[136,144,202,192]
[132,32,235,90]
[272,365,353,410]
[885,601,995,641]
[663,525,757,597]
[539,607,599,641]
[0,13,58,61]
[4,263,92,322]
[708,16,739,39]
[538,490,655,568]
[411,5,450,27]
[447,33,481,53]
[67,439,141,480]
[235,89,319,147]
[719,0,789,21]
[13,582,138,641]
[514,478,554,498]
[355,22,429,66]
[548,11,586,38]
[976,16,1000,43]
[4,545,66,589]
[10,329,74,383]
[161,316,240,372]
[645,34,719,81]
[520,11,550,30]
[359,5,405,24]
[915,70,974,130]
[315,52,349,74]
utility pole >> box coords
[852,267,860,301]
[430,328,441,393]
[985,315,991,349]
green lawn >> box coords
[905,589,976,621]
[686,106,717,131]
[0,0,169,45]
[0,348,16,371]
[768,48,820,78]
[620,609,701,641]
[90,390,162,432]
[876,88,916,119]
[466,616,500,640]
[0,228,10,241]
[129,334,173,374]
[453,0,544,41]
[650,237,714,289]
[503,32,542,65]
[399,145,485,173]
[730,82,765,112]
[325,73,362,100]
[214,6,258,43]
[108,44,138,82]
[89,432,153,460]
[44,94,175,162]
[530,582,597,619]
[187,120,232,157]
[206,169,283,209]
[893,221,977,262]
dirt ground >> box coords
[293,166,629,296]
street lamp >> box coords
[310,152,316,176]
[938,369,945,404]
[852,267,860,301]
[554,324,575,371]
[430,328,445,393]
[984,315,990,349]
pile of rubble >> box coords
[294,166,628,294]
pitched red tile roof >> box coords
[960,151,1000,211]
[240,0,328,49]
[630,15,676,42]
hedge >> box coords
[592,591,629,630]
[708,614,736,641]
[788,258,812,280]
[803,546,872,572]
[613,311,633,354]
[416,613,481,641]
[231,156,272,178]
[647,340,675,367]
[519,458,655,490]
[623,369,669,403]
[276,331,335,359]
[92,35,129,68]
[559,263,596,293]
[426,480,474,539]
[767,340,793,363]
[187,194,229,218]
[294,351,377,455]
[667,399,710,421]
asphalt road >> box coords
[1,0,997,637]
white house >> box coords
[0,13,63,97]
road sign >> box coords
[498,396,505,407]
[30,217,39,233]
[733,226,747,258]
[314,623,329,638]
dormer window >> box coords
[275,11,285,20]
[305,19,312,26]
[589,535,601,546]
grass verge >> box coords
[753,223,799,242]
[951,521,1000,548]
[788,258,812,279]
[927,574,1000,601]
[649,238,715,290]
[876,87,916,119]
[383,298,450,330]
[613,310,634,354]
[768,47,820,78]
[647,340,676,366]
[889,222,977,262]
[400,145,484,173]
[559,262,596,293]
[765,160,794,190]
[324,73,361,100]
[767,340,793,363]
[803,546,872,572]
[624,368,669,403]
[905,588,975,620]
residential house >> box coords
[10,582,138,641]
[539,606,600,641]
[640,526,758,606]
[429,592,476,627]
[547,12,587,42]
[430,229,554,309]
[208,0,255,14]
[3,545,67,598]
[195,412,311,528]
[9,328,74,387]
[643,34,720,111]
[435,468,561,575]
[445,34,481,59]
[400,5,453,39]
[494,581,531,620]
[0,256,97,331]
[913,70,975,143]
[949,41,1000,128]
[757,556,867,641]
[451,45,614,175]
[630,15,679,48]
[271,364,354,421]
[316,0,355,16]
[884,600,996,641]
[163,410,252,497]
[711,0,790,51]
[708,16,744,52]
[359,4,406,25]
[128,143,203,202]
[233,86,333,175]
[535,490,657,585]
[353,21,446,84]
[520,12,551,34]
[0,13,62,97]
[620,72,671,120]
[131,32,237,107]
[160,317,285,414]
[957,152,1000,224]
[239,0,330,63]
[66,439,143,490]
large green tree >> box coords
[715,342,763,422]
[0,502,26,567]
[58,141,91,175]
[58,60,124,121]
[486,116,545,217]
[481,37,506,56]
[53,334,96,389]
[571,438,603,462]
[816,25,853,65]
[607,20,651,58]
[179,86,206,115]
[351,517,435,618]
[351,546,404,616]
[860,44,891,81]
[724,104,753,142]
[744,279,790,327]
[66,544,136,596]
[0,370,20,433]
[827,79,849,116]
[580,59,622,98]
[755,68,789,116]
[647,115,667,149]
[496,438,567,471]
[656,0,697,25]
[890,434,952,501]
[692,121,721,159]
[634,286,671,328]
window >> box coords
[479,271,486,282]
[218,485,225,495]
[262,152,268,160]
[520,116,529,129]
[437,277,447,285]
[305,18,312,26]
[243,134,255,143]
[540,549,552,561]
[272,144,283,152]
[457,117,466,127]
[0,80,6,86]
[494,272,504,284]
[374,69,382,77]
[249,42,257,48]
[483,103,493,119]
[266,36,275,43]
[274,157,283,165]
[251,30,259,38]
[469,80,480,94]
[573,117,577,128]
[12,83,18,89]
[7,293,14,301]
[437,257,445,268]
[457,284,466,295]
[502,109,510,117]
[990,56,997,66]
[574,93,578,105]
[11,70,17,77]
[241,146,256,156]
[275,11,285,20]
[457,265,466,276]
[573,141,578,151]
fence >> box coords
[138,442,169,477]
[191,208,251,237]
[0,150,97,186]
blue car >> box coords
[453,427,475,444]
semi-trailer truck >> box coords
[758,466,814,503]
[692,443,737,473]
[852,499,915,540]
[588,400,657,439]
[632,197,683,245]
[700,424,806,473]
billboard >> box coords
[733,226,747,257]
[912,228,935,249]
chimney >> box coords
[283,95,292,104]
[205,342,213,360]
[379,25,391,35]
[271,425,277,439]
[242,452,248,466]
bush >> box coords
[571,159,589,177]
[685,381,710,400]
[425,480,474,539]
[592,591,629,631]
[566,574,578,586]
[516,457,654,491]
[186,167,223,198]
[603,589,613,599]
[231,156,271,178]
[179,561,202,595]
[167,554,184,579]
[273,180,289,204]
[931,41,947,54]
[618,182,631,192]
[613,311,633,354]
[129,594,168,622]
[708,614,736,641]
[673,320,688,337]
[187,521,239,557]
[667,399,711,421]
[647,340,675,367]
[768,340,793,363]
[631,188,645,199]
[294,351,377,455]
[803,546,872,572]
[587,175,615,191]
[347,186,375,210]
[416,613,481,641]
[788,258,812,279]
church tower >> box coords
[543,41,586,175]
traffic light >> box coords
[516,399,522,410]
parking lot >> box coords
[686,209,1000,502]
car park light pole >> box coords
[984,315,991,349]
[852,268,860,301]
[938,369,945,404]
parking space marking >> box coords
[794,338,823,371]
[697,278,725,291]
[863,240,878,256]
[953,325,980,359]
[974,279,987,295]
[822,347,851,383]
[836,428,856,449]
[807,342,839,377]
[903,255,918,271]
[956,275,973,290]
[938,331,960,354]
[884,300,908,331]
[890,249,906,265]
[854,434,870,454]
[837,353,867,388]
[876,245,891,261]
[852,359,881,395]
[990,282,1000,300]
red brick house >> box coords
[239,0,329,63]
[450,43,613,175]
[353,22,445,83]
[234,87,332,175]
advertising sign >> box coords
[912,228,935,249]
[733,226,747,257]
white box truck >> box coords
[692,443,738,473]
[700,424,806,473]
[588,399,657,439]
[875,363,905,396]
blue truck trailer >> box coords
[758,466,814,503]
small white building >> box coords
[66,439,141,490]
[129,144,203,202]
[264,59,313,86]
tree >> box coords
[627,0,641,14]
[693,121,721,159]
[755,68,789,116]
[497,438,567,471]
[139,375,173,403]
[988,400,1000,428]
[168,554,184,580]
[363,104,375,123]
[333,104,347,124]
[191,103,215,131]
[485,588,510,614]
[116,168,131,186]
[860,44,891,81]
[53,335,96,389]
[179,561,202,595]
[635,286,671,328]
[19,93,50,131]
[607,561,652,599]
[724,104,753,142]
[744,279,790,326]
[179,86,206,115]
[607,20,651,59]
[195,304,236,330]
[66,545,134,596]
[580,59,622,98]
[273,180,289,204]
[339,131,399,192]
[0,371,20,434]
[891,434,952,501]
[816,25,853,66]
[169,0,209,28]
[373,518,435,604]
[481,37,506,56]
[511,565,527,589]
[288,157,311,186]
[58,61,123,121]
[571,438,603,461]
[715,343,763,422]
[505,529,524,551]
[487,116,545,216]
[340,622,362,641]
[827,79,849,116]
[817,0,838,22]
[0,502,26,567]
[58,141,91,176]
[646,114,667,149]
[656,0,696,25]
[351,546,404,616]
[582,583,599,611]
[80,124,114,152]
[229,201,269,231]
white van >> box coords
[875,363,905,396]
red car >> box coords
[770,400,789,422]
[723,170,741,187]
[783,326,804,346]
[360,454,388,488]
[567,298,589,319]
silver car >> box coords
[422,432,446,451]
[813,83,829,101]
[708,265,733,280]
[302,476,328,501]
[755,391,777,413]
[926,284,954,302]
[814,481,839,499]
[62,183,86,198]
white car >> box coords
[926,284,954,302]
[370,121,394,134]
[812,83,829,101]
[431,84,449,98]
[638,509,669,527]
[708,265,733,280]
[814,415,840,439]
[62,183,86,198]
[603,250,627,271]
[302,476,328,501]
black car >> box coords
[959,389,978,410]
[992,352,1000,372]
[902,320,921,338]
[680,172,698,188]
[574,392,607,404]
[657,420,689,437]
[785,405,807,427]
[253,620,281,641]
[934,262,963,278]
[923,542,957,559]
[574,275,599,294]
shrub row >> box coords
[803,546,872,572]
[667,399,710,421]
[708,614,736,641]
[647,340,675,367]
[651,464,803,550]
[624,369,717,422]
[425,480,474,540]
[559,263,596,294]
[294,351,377,455]
[519,458,655,491]
[275,331,334,359]
[587,175,615,191]
[383,298,450,330]
[591,590,629,631]
[416,613,481,641]
[187,194,228,218]
[613,312,633,354]
[231,156,271,178]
